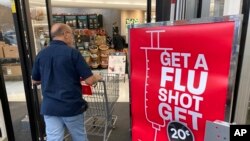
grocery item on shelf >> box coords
[95,35,106,46]
[100,53,108,58]
[30,7,46,21]
[65,15,77,28]
[99,44,109,54]
[101,63,108,69]
[89,45,98,54]
[90,54,98,61]
[91,62,99,69]
[108,49,116,54]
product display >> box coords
[95,36,106,46]
[77,15,88,29]
[88,14,102,29]
[2,63,22,81]
[72,28,111,69]
[65,15,77,28]
[3,46,19,58]
[30,7,46,21]
[52,13,109,69]
[31,7,50,53]
[0,42,19,59]
[52,15,65,24]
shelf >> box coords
[0,58,20,64]
[32,23,48,27]
[32,20,48,27]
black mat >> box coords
[9,102,131,141]
[9,102,32,141]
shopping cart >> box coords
[83,73,119,141]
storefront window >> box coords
[0,0,32,140]
[29,1,50,54]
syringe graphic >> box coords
[141,30,173,141]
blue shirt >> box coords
[32,40,93,116]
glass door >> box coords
[233,0,250,124]
[0,70,14,141]
[25,0,52,140]
[0,0,52,140]
[0,0,33,140]
[29,1,50,54]
[0,102,7,141]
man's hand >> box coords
[84,73,102,85]
[93,73,102,82]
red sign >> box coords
[130,22,235,141]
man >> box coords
[32,23,101,141]
[112,31,125,52]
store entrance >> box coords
[0,1,33,140]
[0,0,49,140]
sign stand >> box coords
[204,121,230,141]
[108,52,126,82]
[129,15,242,141]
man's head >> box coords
[51,23,74,47]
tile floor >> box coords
[4,73,130,102]
[3,73,130,141]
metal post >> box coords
[232,0,250,123]
[156,0,171,22]
[147,0,151,23]
[46,0,53,40]
[197,0,203,18]
[13,0,40,140]
[0,64,15,141]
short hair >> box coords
[51,26,65,38]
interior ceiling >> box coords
[30,0,155,10]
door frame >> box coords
[0,0,52,140]
[13,0,53,140]
[232,0,250,124]
[0,63,15,141]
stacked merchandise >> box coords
[89,34,109,69]
[76,29,93,67]
[52,14,112,69]
[98,42,109,69]
[0,41,22,81]
[75,29,113,69]
[65,15,77,28]
[52,15,65,24]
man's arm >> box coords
[32,55,41,84]
[84,74,102,85]
[73,50,102,85]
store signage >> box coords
[108,53,126,77]
[52,15,65,24]
[130,21,236,141]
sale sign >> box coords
[130,21,238,141]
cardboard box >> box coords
[3,46,19,58]
[2,63,22,76]
[0,46,4,58]
[0,41,5,45]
